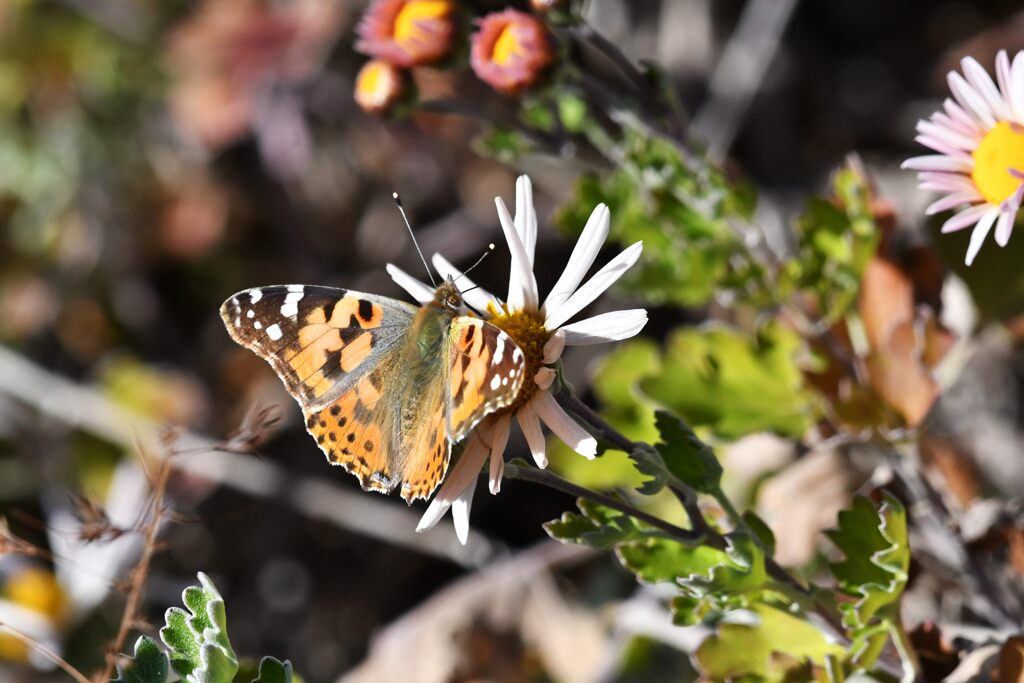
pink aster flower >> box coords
[470,9,554,94]
[903,50,1024,265]
[356,0,455,68]
[388,176,646,543]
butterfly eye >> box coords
[446,295,459,309]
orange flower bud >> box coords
[471,10,554,94]
[354,59,406,114]
[356,0,455,68]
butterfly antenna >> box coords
[454,243,495,286]
[393,192,436,287]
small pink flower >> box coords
[355,0,455,69]
[471,10,554,94]
[354,59,406,114]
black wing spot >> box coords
[330,404,341,417]
[358,299,374,322]
[337,416,347,427]
[347,433,356,443]
[364,440,374,452]
[465,324,476,343]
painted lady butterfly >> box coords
[221,279,526,502]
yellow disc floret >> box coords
[393,0,450,45]
[972,121,1024,205]
[488,304,550,413]
[491,24,523,66]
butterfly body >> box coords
[221,279,525,502]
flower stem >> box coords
[503,463,703,545]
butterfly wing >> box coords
[221,285,415,492]
[445,317,526,442]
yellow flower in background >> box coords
[354,59,406,115]
[0,566,66,662]
[356,0,455,69]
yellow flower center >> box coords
[355,60,395,107]
[487,305,551,413]
[491,23,524,66]
[971,121,1024,205]
[393,0,449,45]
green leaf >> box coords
[111,636,169,683]
[544,498,647,550]
[627,444,668,495]
[682,532,768,598]
[653,410,721,493]
[617,539,728,584]
[160,572,239,683]
[642,325,816,440]
[251,656,293,683]
[742,510,777,557]
[825,493,909,665]
[695,604,846,680]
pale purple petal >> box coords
[517,399,548,468]
[961,56,1012,121]
[942,204,991,234]
[925,190,981,215]
[542,203,611,316]
[1011,52,1024,124]
[931,111,982,141]
[948,70,997,128]
[496,197,538,311]
[965,208,1000,265]
[917,120,978,151]
[488,414,511,494]
[901,154,973,173]
[431,253,503,315]
[943,98,984,136]
[545,242,643,330]
[533,390,597,458]
[561,309,649,345]
[995,210,1015,247]
[914,135,972,160]
[386,264,434,303]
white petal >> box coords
[488,414,511,494]
[917,120,978,151]
[995,210,1015,247]
[997,50,1013,102]
[901,154,973,173]
[452,484,476,545]
[542,329,566,363]
[496,197,538,311]
[965,208,1000,266]
[415,433,488,532]
[915,135,973,160]
[533,390,597,459]
[561,309,649,345]
[941,204,991,234]
[943,98,984,136]
[534,367,556,391]
[948,71,996,129]
[545,241,643,330]
[925,190,981,215]
[1011,52,1024,124]
[961,56,1011,121]
[542,204,611,315]
[517,399,548,468]
[515,176,538,266]
[431,253,503,314]
[387,264,434,304]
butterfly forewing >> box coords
[446,317,526,442]
[220,285,415,409]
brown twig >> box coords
[97,447,173,683]
[0,620,91,683]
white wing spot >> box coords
[246,310,255,319]
[267,323,283,341]
[254,321,262,330]
[490,375,501,391]
[280,291,303,318]
[501,376,508,386]
[493,336,505,363]
[249,289,262,304]
[287,284,304,293]
[511,347,523,363]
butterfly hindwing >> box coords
[220,285,415,410]
[445,317,526,442]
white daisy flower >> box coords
[387,175,647,543]
[903,49,1024,265]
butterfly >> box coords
[220,278,526,502]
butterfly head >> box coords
[433,277,469,315]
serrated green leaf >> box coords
[251,656,293,683]
[695,604,845,680]
[617,538,728,584]
[642,325,816,440]
[652,410,721,492]
[628,444,668,494]
[160,572,238,683]
[681,532,768,598]
[825,493,909,666]
[543,498,653,550]
[111,636,169,683]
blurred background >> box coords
[1,0,1024,681]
